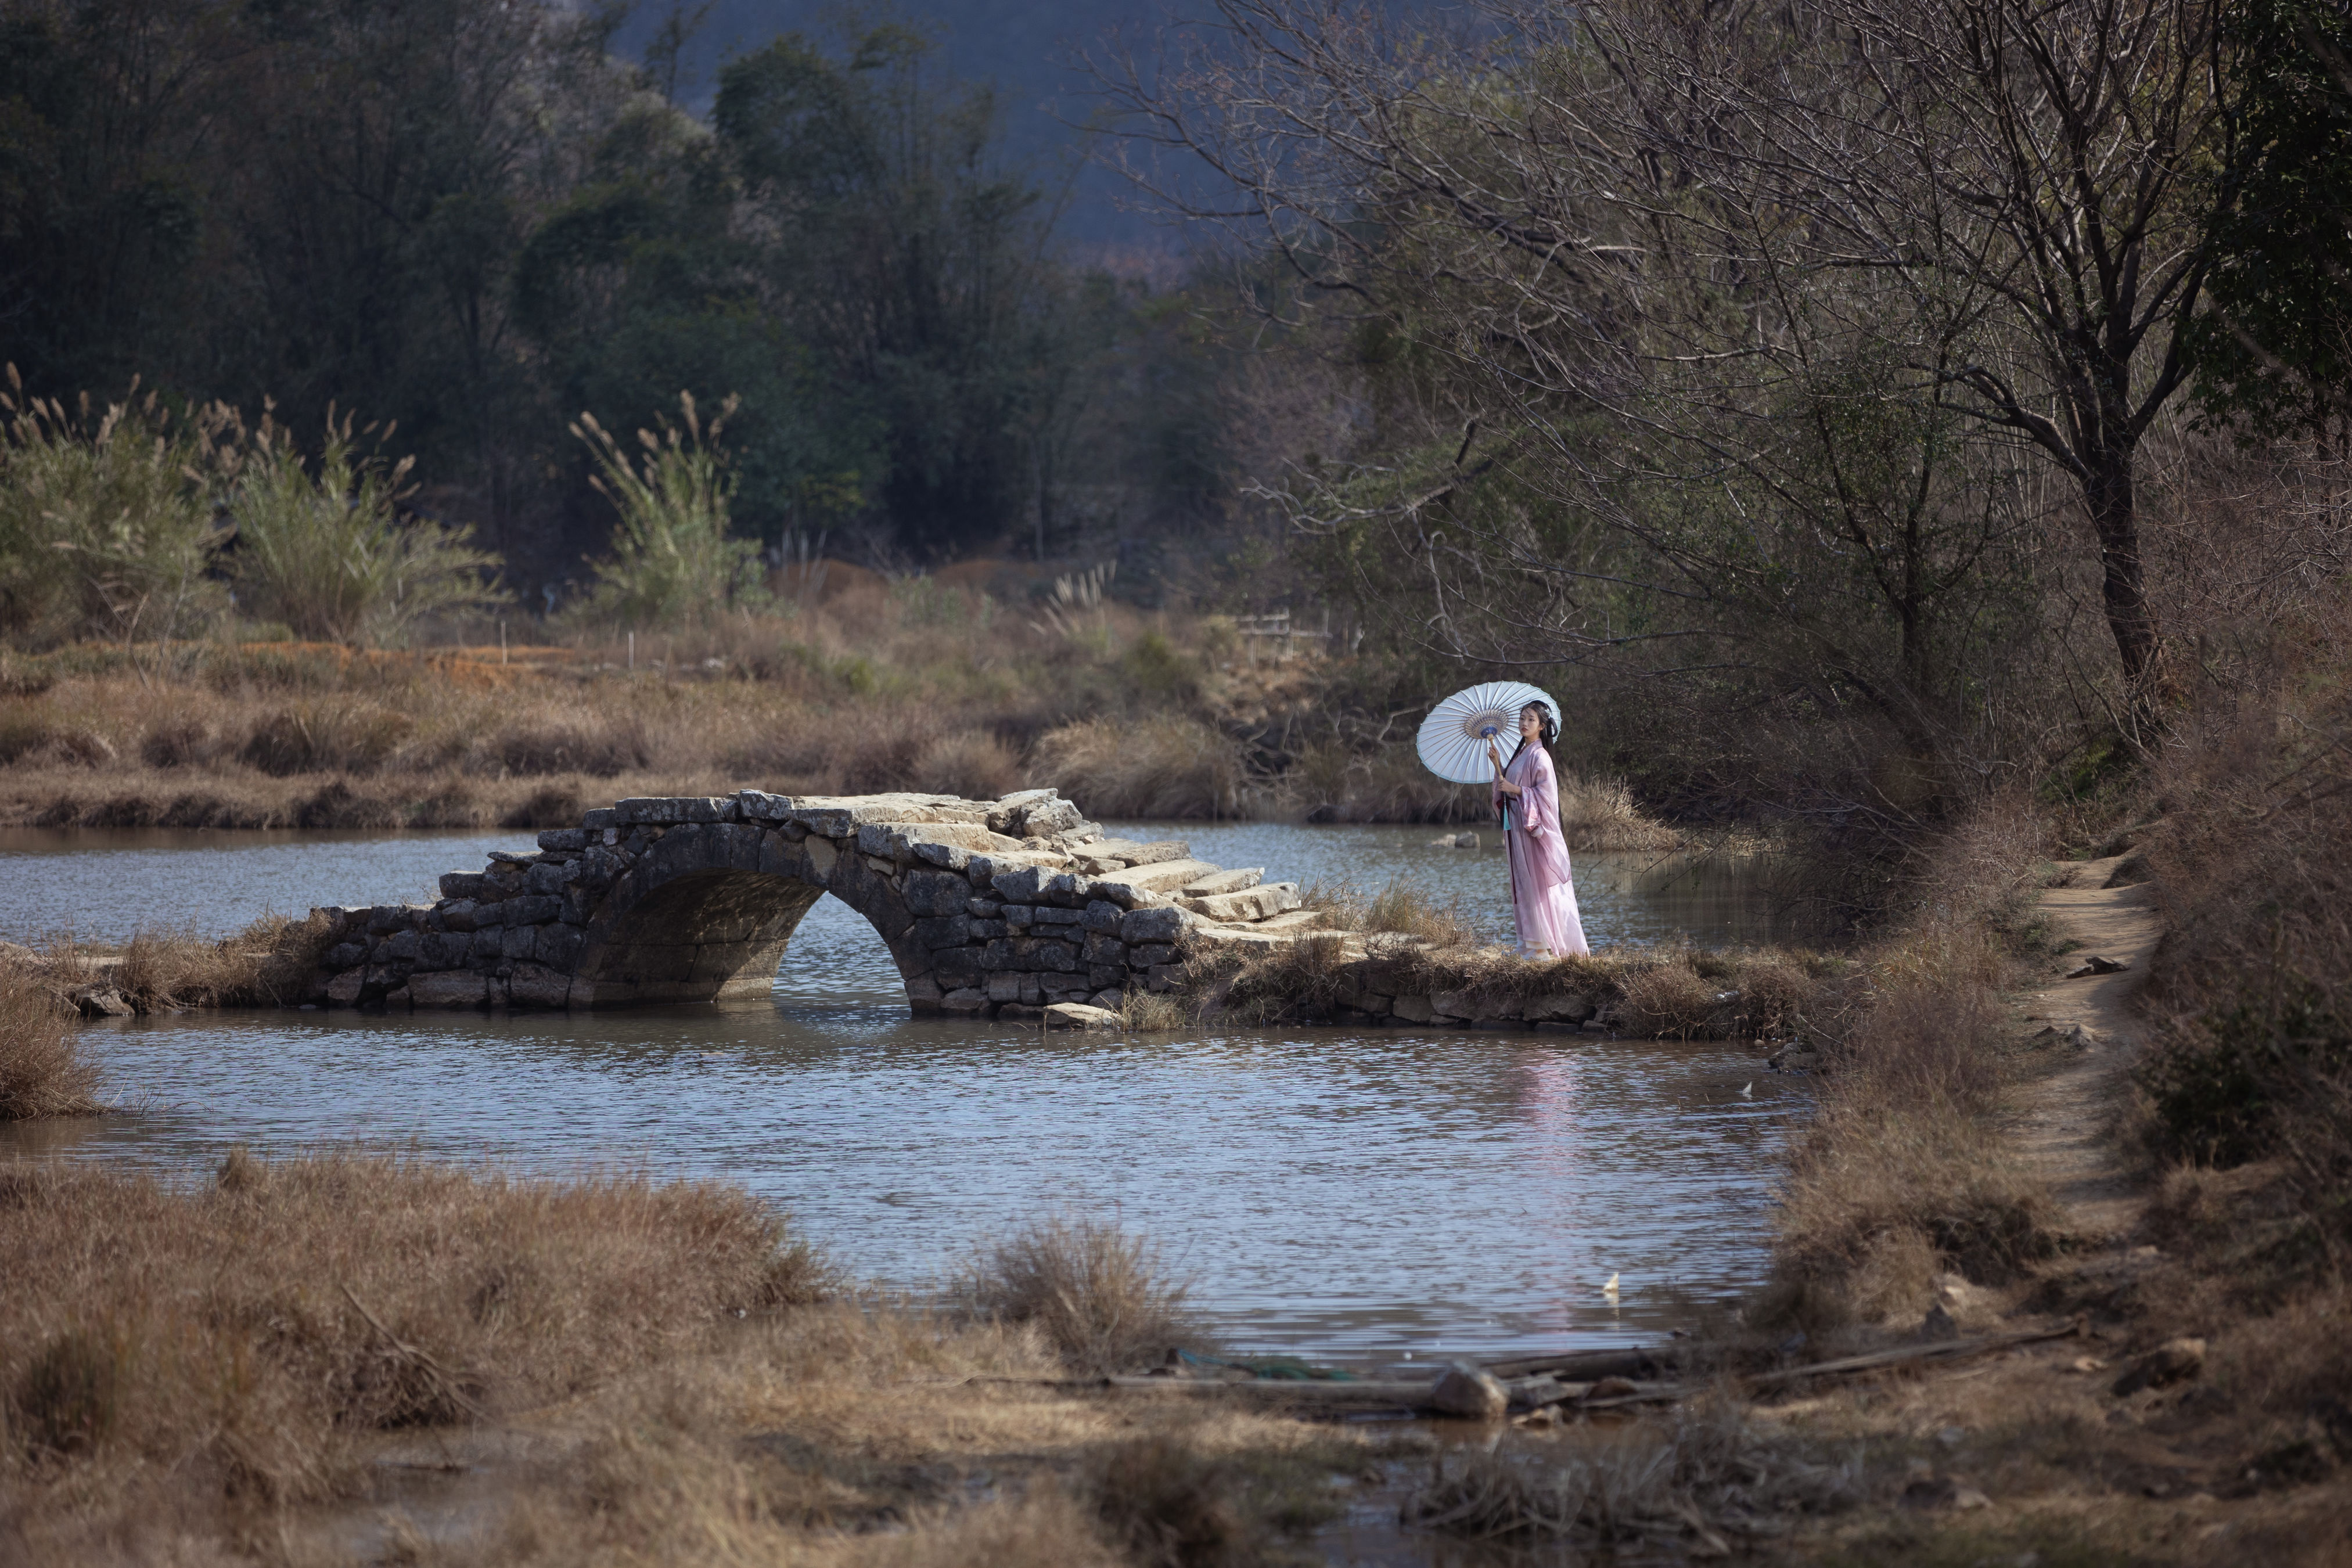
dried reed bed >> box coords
[0,1152,826,1502]
[1404,1400,1861,1552]
[1761,798,2062,1333]
[0,965,102,1119]
[2,915,334,1015]
[1189,879,1846,1035]
[3,609,1691,836]
[1031,715,1255,819]
[0,1149,1385,1567]
[957,1215,1204,1376]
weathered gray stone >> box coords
[941,987,990,1015]
[736,789,793,821]
[1524,993,1594,1023]
[439,901,479,934]
[534,926,584,968]
[1182,867,1264,896]
[582,807,619,830]
[1096,859,1224,899]
[471,929,502,960]
[912,915,970,949]
[1040,870,1093,908]
[914,840,971,871]
[902,869,969,918]
[1088,963,1127,990]
[967,898,1003,918]
[326,969,366,1006]
[1131,943,1177,968]
[934,949,982,986]
[419,932,472,969]
[523,859,573,896]
[1045,1002,1119,1030]
[1178,883,1301,923]
[384,929,420,962]
[1434,989,1519,1022]
[325,941,367,969]
[439,872,488,900]
[508,963,571,1008]
[981,939,1017,972]
[617,796,735,825]
[984,788,1058,834]
[1429,1364,1508,1420]
[537,828,587,853]
[506,894,562,926]
[1083,933,1127,965]
[1014,938,1081,972]
[1393,994,1435,1023]
[992,865,1049,905]
[986,972,1024,1002]
[1033,905,1083,926]
[1119,906,1190,945]
[1003,904,1036,929]
[499,926,535,960]
[408,970,486,1008]
[968,919,1007,940]
[1083,900,1123,933]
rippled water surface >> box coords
[1,819,1804,1366]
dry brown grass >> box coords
[0,966,102,1119]
[1404,1398,1861,1553]
[3,915,334,1013]
[1184,901,1842,1037]
[1761,797,2062,1334]
[0,1152,826,1499]
[1033,715,1253,820]
[958,1215,1204,1376]
[0,1145,1397,1566]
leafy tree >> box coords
[2188,0,2352,449]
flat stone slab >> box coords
[1102,858,1224,896]
[1179,883,1301,923]
[1183,867,1264,896]
[1044,1002,1121,1030]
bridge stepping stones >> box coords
[301,789,1329,1018]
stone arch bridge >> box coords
[307,790,1325,1019]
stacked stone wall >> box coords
[303,787,1320,1017]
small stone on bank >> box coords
[1429,1362,1508,1420]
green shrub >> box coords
[0,371,236,650]
[571,393,767,629]
[229,411,506,645]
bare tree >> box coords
[1099,0,2243,732]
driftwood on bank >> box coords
[1053,1323,2080,1416]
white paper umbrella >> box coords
[1416,681,1562,783]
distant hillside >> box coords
[616,0,1181,254]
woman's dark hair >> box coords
[1506,700,1559,765]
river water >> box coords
[0,821,1801,1370]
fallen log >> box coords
[1742,1322,2079,1392]
[1481,1347,1675,1382]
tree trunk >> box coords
[2083,444,2172,730]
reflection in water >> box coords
[0,819,1806,1366]
[6,995,1798,1366]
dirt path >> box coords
[2009,853,2165,1241]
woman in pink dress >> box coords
[1487,700,1590,958]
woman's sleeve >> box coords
[1530,751,1561,835]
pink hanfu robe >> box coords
[1494,743,1589,958]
